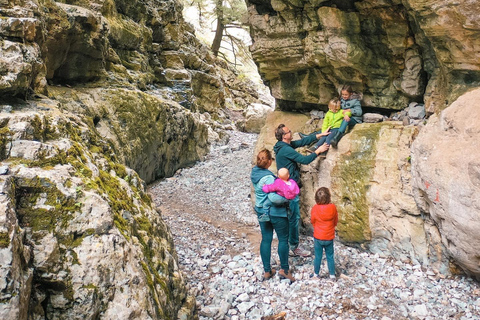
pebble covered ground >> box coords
[148,131,480,320]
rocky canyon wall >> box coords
[0,107,196,319]
[248,0,480,280]
[246,0,480,113]
[0,0,268,318]
[1,0,268,182]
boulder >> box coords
[411,88,480,280]
[300,122,449,273]
[243,103,274,133]
[253,110,311,173]
[363,113,384,123]
[408,104,426,120]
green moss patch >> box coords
[30,115,58,142]
[15,177,77,232]
[0,126,12,161]
[331,124,384,244]
[0,232,10,248]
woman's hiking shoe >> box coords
[279,269,296,282]
[289,247,311,257]
[327,275,337,282]
[263,268,276,281]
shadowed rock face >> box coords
[0,0,264,118]
[245,0,480,113]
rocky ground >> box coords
[148,131,480,320]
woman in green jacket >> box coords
[251,149,295,282]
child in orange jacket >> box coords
[310,187,338,280]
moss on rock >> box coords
[331,124,388,244]
[0,125,12,161]
[0,232,10,248]
[30,115,58,142]
[15,176,77,232]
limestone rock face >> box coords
[411,88,480,280]
[0,106,196,319]
[0,0,271,318]
[47,87,209,184]
[0,40,46,96]
[44,2,109,82]
[300,122,448,273]
[246,0,480,112]
[253,110,311,171]
[0,0,267,119]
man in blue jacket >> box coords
[274,124,329,257]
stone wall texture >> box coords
[246,0,480,113]
[411,88,480,280]
[0,107,196,319]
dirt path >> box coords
[148,131,480,320]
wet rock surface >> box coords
[149,131,480,320]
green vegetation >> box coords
[0,232,10,248]
[15,177,77,232]
[30,115,58,142]
[81,283,98,290]
[332,124,384,243]
[0,125,12,161]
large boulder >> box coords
[299,122,449,273]
[243,103,274,133]
[253,110,312,171]
[411,88,480,280]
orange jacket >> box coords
[310,203,338,240]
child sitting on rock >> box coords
[330,84,363,148]
[262,168,300,200]
[307,98,343,156]
[310,187,338,281]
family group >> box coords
[250,85,363,282]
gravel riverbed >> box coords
[148,131,480,320]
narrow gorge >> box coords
[0,0,479,319]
